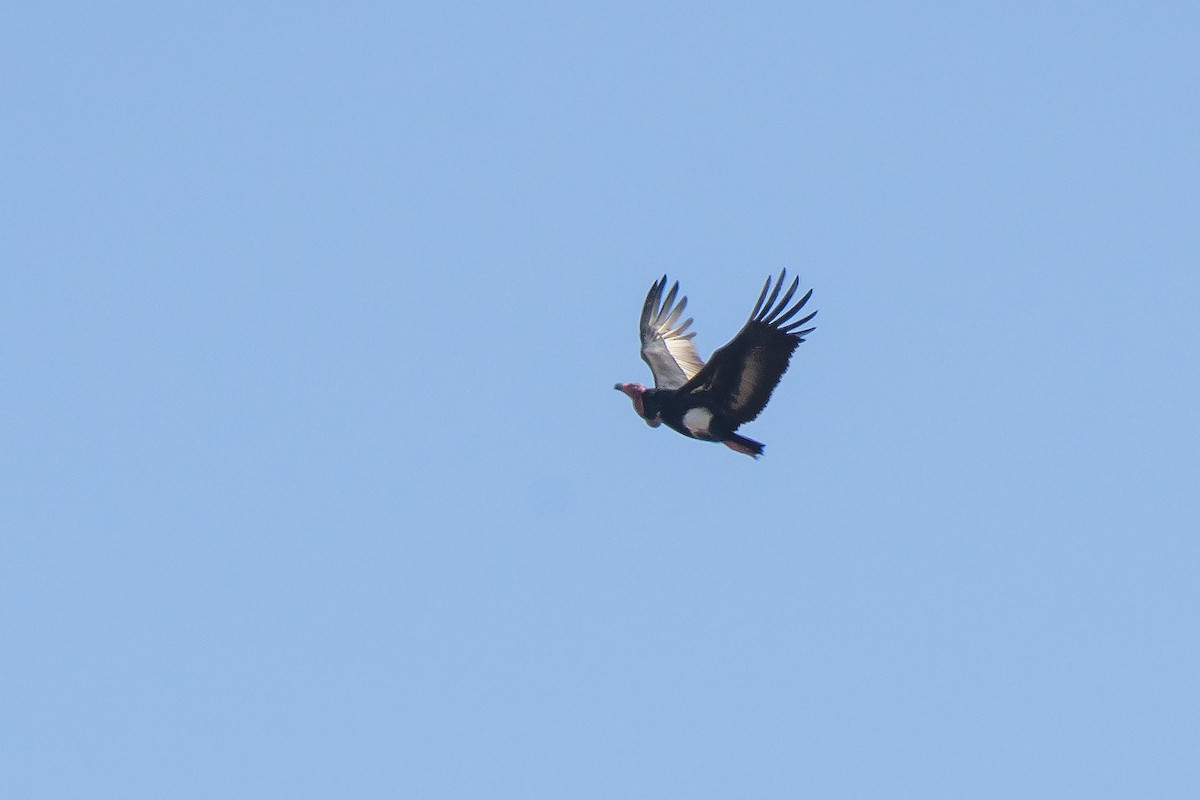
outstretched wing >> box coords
[678,269,816,424]
[639,275,706,389]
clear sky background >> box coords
[3,2,1197,798]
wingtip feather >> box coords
[759,272,785,322]
[748,276,771,320]
[764,276,800,324]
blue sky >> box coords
[3,2,1197,797]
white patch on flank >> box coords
[682,407,714,437]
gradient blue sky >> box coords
[3,2,1198,798]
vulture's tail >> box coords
[723,433,764,459]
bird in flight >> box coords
[614,270,817,458]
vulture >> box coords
[614,270,817,458]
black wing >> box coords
[639,275,706,390]
[677,269,816,424]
